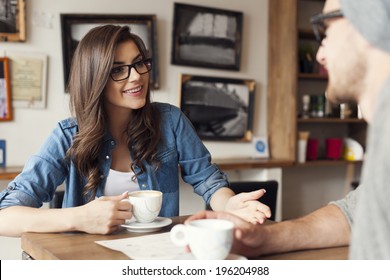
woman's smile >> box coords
[123,85,143,96]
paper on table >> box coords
[95,232,188,260]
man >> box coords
[187,0,390,259]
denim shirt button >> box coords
[100,175,104,179]
[105,155,110,159]
[110,141,115,146]
[7,186,12,190]
[141,184,147,189]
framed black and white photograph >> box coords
[180,74,255,142]
[60,14,159,91]
[0,57,12,121]
[0,0,26,42]
[172,3,243,70]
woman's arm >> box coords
[0,192,132,237]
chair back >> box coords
[49,190,65,209]
[229,180,278,221]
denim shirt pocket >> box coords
[153,147,179,193]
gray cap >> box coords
[340,0,390,54]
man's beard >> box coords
[325,59,366,105]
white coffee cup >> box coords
[170,219,234,260]
[128,190,162,223]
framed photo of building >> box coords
[0,0,26,42]
[172,3,243,70]
[60,14,159,91]
[0,57,12,121]
[180,74,255,142]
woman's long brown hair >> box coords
[66,25,161,201]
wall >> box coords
[282,164,361,220]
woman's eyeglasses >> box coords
[110,58,152,82]
[310,10,344,42]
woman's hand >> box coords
[224,189,271,224]
[77,192,133,234]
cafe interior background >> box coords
[0,0,363,259]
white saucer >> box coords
[177,253,247,260]
[121,217,172,233]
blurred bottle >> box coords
[340,103,352,119]
[302,95,310,118]
[317,95,324,117]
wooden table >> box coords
[21,216,348,260]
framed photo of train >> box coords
[179,74,255,142]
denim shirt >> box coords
[0,103,228,217]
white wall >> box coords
[0,0,269,166]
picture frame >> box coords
[0,0,26,42]
[0,57,12,121]
[0,139,5,167]
[7,52,48,109]
[60,14,159,91]
[172,3,243,71]
[180,74,255,142]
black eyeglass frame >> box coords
[109,58,153,82]
[310,10,344,42]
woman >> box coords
[0,25,270,237]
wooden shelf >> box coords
[0,166,23,180]
[298,29,318,40]
[293,160,363,167]
[213,158,293,170]
[298,73,327,80]
[302,0,326,2]
[298,118,366,123]
[0,160,295,180]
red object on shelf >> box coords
[326,138,343,160]
[306,138,319,161]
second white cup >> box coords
[128,190,162,223]
[170,219,234,260]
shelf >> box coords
[0,160,296,180]
[293,160,363,167]
[298,73,327,80]
[298,29,318,40]
[213,158,294,170]
[298,118,366,123]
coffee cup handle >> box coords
[170,224,188,246]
